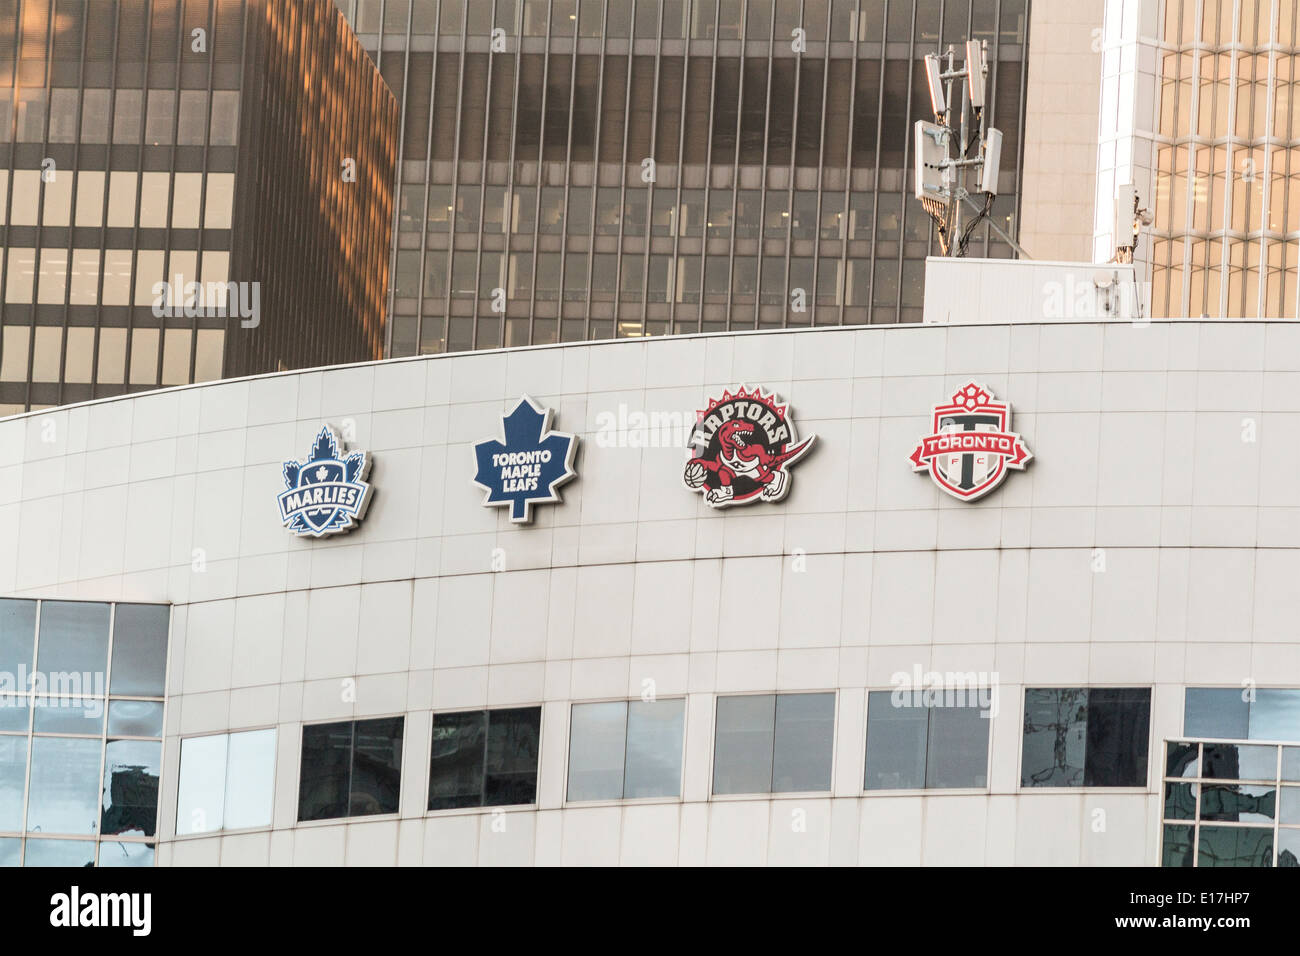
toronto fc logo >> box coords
[684,385,816,508]
[909,382,1032,501]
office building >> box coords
[337,0,1032,355]
[1093,0,1300,319]
[0,0,397,414]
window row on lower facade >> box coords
[9,682,1298,866]
[176,687,1157,835]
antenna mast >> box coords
[914,40,1002,257]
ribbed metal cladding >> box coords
[348,0,1031,357]
[0,0,396,415]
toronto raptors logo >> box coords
[909,382,1032,501]
[683,385,816,508]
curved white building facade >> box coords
[1,317,1298,867]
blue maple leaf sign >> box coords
[472,395,579,523]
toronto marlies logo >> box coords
[472,395,579,523]
[909,382,1032,501]
[683,385,816,508]
[278,426,373,537]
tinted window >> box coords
[567,701,626,801]
[299,718,404,821]
[1022,688,1151,788]
[349,717,404,817]
[1188,687,1300,742]
[428,710,486,810]
[101,739,162,837]
[624,700,685,798]
[484,708,542,806]
[109,605,170,697]
[567,699,685,801]
[714,693,834,795]
[429,708,541,810]
[1198,826,1273,867]
[1184,688,1249,739]
[35,602,110,678]
[772,693,834,792]
[865,691,990,790]
[1084,688,1152,787]
[713,694,775,795]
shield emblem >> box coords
[297,458,346,532]
[909,382,1032,502]
[929,403,1009,500]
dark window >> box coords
[1198,826,1274,867]
[795,59,824,167]
[543,54,572,162]
[298,718,404,821]
[713,693,834,795]
[684,56,713,164]
[433,53,461,161]
[429,707,541,810]
[654,56,683,164]
[626,56,656,163]
[598,56,628,165]
[1021,688,1151,788]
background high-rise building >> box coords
[0,0,397,415]
[1095,0,1300,319]
[337,0,1032,356]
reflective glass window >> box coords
[109,603,168,699]
[0,599,36,676]
[176,728,275,835]
[107,701,164,738]
[26,736,101,835]
[101,739,161,837]
[1198,826,1273,867]
[714,692,835,795]
[32,698,103,735]
[0,737,26,831]
[35,602,109,679]
[1184,688,1249,739]
[429,707,541,810]
[23,839,95,867]
[298,717,403,822]
[568,699,684,801]
[1022,688,1150,788]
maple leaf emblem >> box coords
[472,395,579,523]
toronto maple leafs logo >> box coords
[278,426,373,537]
[472,395,578,523]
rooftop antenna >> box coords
[914,40,1007,257]
[1113,183,1153,265]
